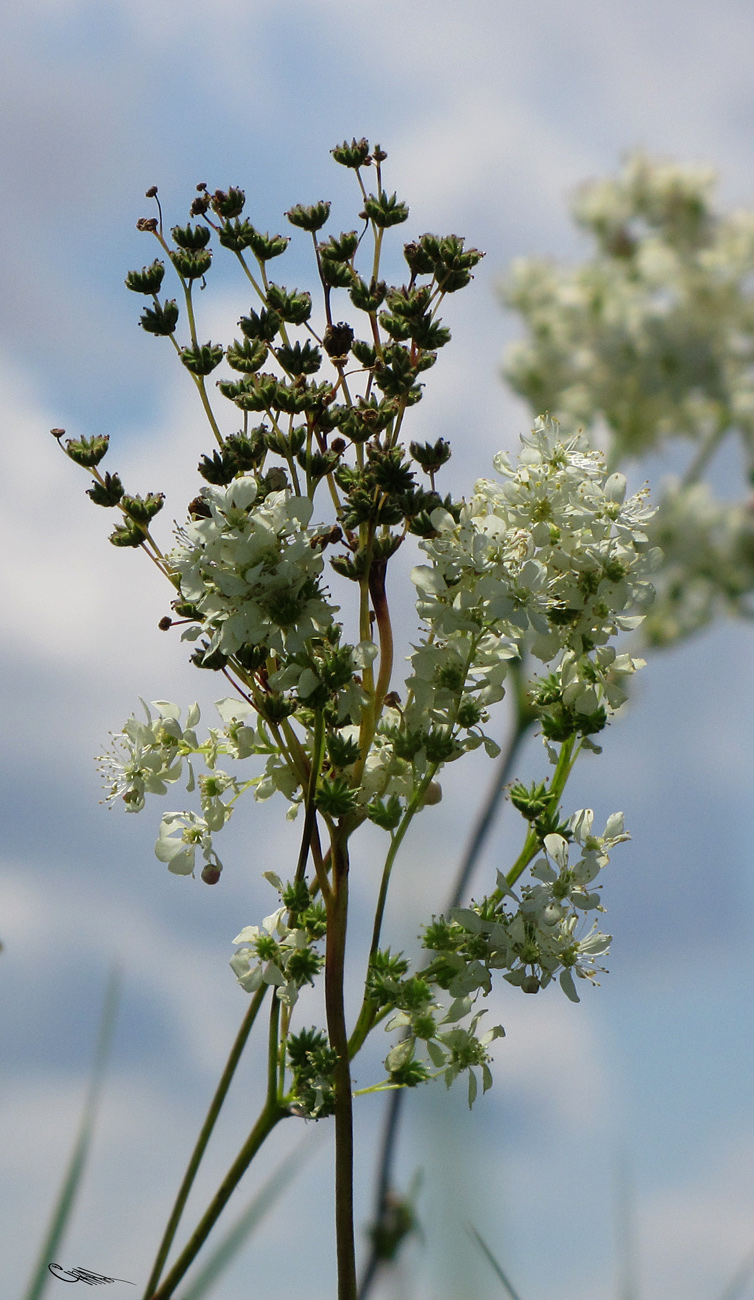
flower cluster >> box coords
[169,477,337,661]
[424,807,628,1003]
[401,418,657,755]
[503,153,754,458]
[230,874,326,1009]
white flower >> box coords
[155,811,221,877]
[98,700,201,812]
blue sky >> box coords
[3,2,754,1298]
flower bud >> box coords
[331,137,371,168]
[87,471,124,507]
[140,299,179,335]
[171,223,211,250]
[64,434,110,467]
[125,260,165,294]
[286,200,331,231]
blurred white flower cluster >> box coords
[503,153,754,646]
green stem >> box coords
[146,1002,284,1300]
[141,984,267,1299]
[325,827,357,1300]
[500,734,579,893]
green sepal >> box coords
[140,299,179,335]
[180,342,224,375]
[325,230,359,261]
[125,260,165,294]
[191,643,229,671]
[64,434,109,467]
[286,200,331,232]
[86,472,124,507]
[373,347,422,399]
[319,258,354,289]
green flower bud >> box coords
[275,340,322,377]
[140,299,179,335]
[226,337,267,372]
[121,492,165,522]
[326,732,361,769]
[64,434,109,467]
[315,775,358,818]
[366,794,403,831]
[169,248,212,280]
[331,137,371,168]
[410,438,452,474]
[349,277,387,312]
[320,230,359,261]
[171,223,211,250]
[225,428,266,469]
[266,284,312,325]
[262,693,297,723]
[246,228,289,261]
[509,780,550,821]
[197,448,238,486]
[86,471,124,507]
[423,728,460,764]
[109,522,144,548]
[125,260,165,294]
[211,187,246,218]
[190,643,228,670]
[286,200,331,232]
[403,240,436,276]
[351,339,377,368]
[362,191,409,228]
[239,308,281,342]
[180,342,224,375]
[320,258,354,289]
[218,218,255,251]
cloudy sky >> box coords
[3,2,754,1299]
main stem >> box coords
[325,826,357,1300]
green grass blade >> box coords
[22,968,121,1300]
[180,1130,321,1300]
[467,1225,524,1300]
